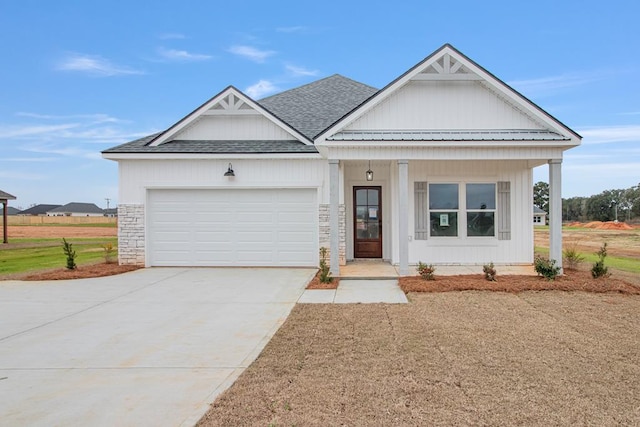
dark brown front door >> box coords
[354,186,382,258]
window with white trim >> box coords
[415,182,506,239]
[466,183,496,237]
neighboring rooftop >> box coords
[19,204,62,216]
[0,206,21,215]
[48,203,104,214]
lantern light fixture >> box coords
[224,163,235,177]
[366,160,374,181]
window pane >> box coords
[467,212,495,236]
[430,212,458,237]
[429,184,458,209]
[356,189,367,205]
[367,189,378,205]
[466,184,495,209]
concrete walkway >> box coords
[299,279,408,304]
[0,267,315,427]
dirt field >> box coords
[7,225,117,239]
[198,292,640,426]
[535,226,640,260]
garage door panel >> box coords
[148,189,317,267]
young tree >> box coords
[533,181,549,213]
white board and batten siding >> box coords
[147,188,318,267]
[406,160,533,265]
[346,81,545,131]
[174,115,295,141]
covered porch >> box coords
[326,156,564,277]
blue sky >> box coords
[1,0,639,210]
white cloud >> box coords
[157,47,212,61]
[0,124,79,138]
[619,111,640,116]
[0,157,56,162]
[245,80,279,99]
[578,125,640,144]
[56,53,144,77]
[0,170,46,180]
[228,45,276,63]
[158,32,186,40]
[276,26,306,33]
[285,64,319,77]
[16,112,125,124]
[508,72,599,97]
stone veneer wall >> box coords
[318,204,346,265]
[117,204,145,266]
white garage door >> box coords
[147,189,318,267]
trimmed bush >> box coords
[417,262,436,281]
[483,262,497,282]
[534,255,560,281]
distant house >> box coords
[534,206,547,226]
[103,208,118,217]
[47,203,104,217]
[19,204,62,216]
[1,206,21,215]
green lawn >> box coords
[535,246,640,274]
[0,238,118,275]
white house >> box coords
[103,44,580,274]
[533,206,547,226]
[47,202,104,217]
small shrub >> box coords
[534,255,560,281]
[591,242,610,278]
[62,238,77,270]
[102,243,116,264]
[563,243,585,271]
[483,262,497,281]
[417,261,436,280]
[318,247,333,283]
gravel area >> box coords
[198,292,640,426]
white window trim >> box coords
[426,181,498,240]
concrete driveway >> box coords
[0,267,315,427]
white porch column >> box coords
[329,159,340,276]
[548,159,563,271]
[398,160,409,275]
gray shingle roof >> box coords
[259,74,378,140]
[103,75,376,155]
[103,135,318,154]
[49,203,104,214]
[18,204,62,215]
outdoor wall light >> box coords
[224,163,235,177]
[366,160,374,181]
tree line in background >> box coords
[534,182,640,223]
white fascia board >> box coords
[149,87,312,146]
[101,152,323,161]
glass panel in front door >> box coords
[355,188,380,239]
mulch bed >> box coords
[22,263,141,281]
[305,270,340,289]
[399,269,640,295]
